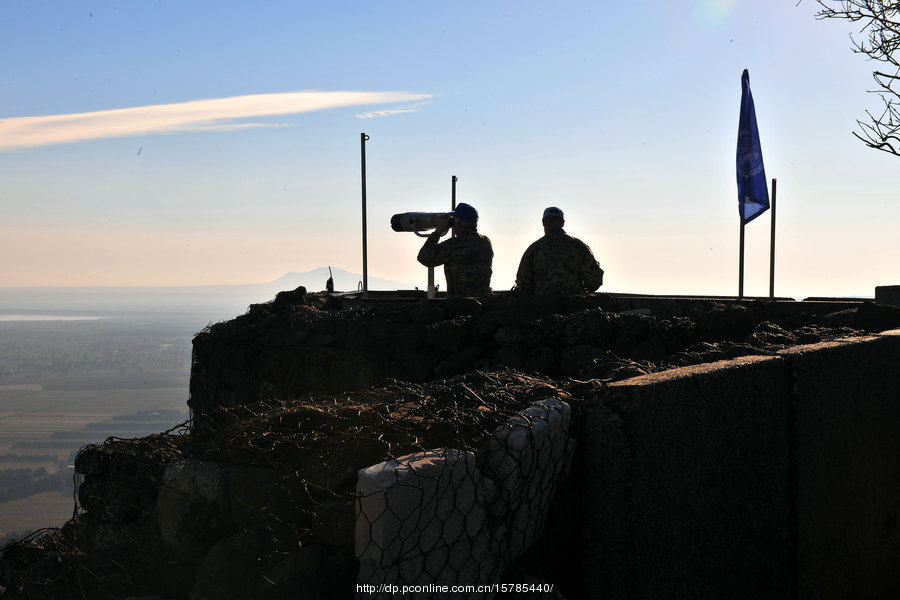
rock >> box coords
[563,310,614,346]
[434,346,482,378]
[587,360,650,381]
[524,346,559,373]
[793,326,823,344]
[616,312,651,337]
[631,330,669,363]
[559,345,606,377]
[749,322,796,347]
[401,304,445,325]
[494,345,525,370]
[495,326,524,347]
[696,304,756,342]
[74,441,174,525]
[661,316,697,354]
[157,460,231,565]
[189,529,277,600]
[523,315,566,348]
[397,346,439,382]
[819,308,857,329]
[749,331,795,347]
[855,301,900,332]
[441,297,483,318]
[252,545,331,599]
[426,320,469,353]
[612,312,653,358]
[563,294,613,313]
[272,285,308,306]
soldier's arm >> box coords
[482,236,495,266]
[515,245,535,294]
[417,232,447,267]
[579,242,604,292]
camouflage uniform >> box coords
[417,227,493,297]
[515,229,603,295]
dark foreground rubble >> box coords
[3,291,900,599]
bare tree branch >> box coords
[815,0,900,156]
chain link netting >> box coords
[1,370,577,599]
[1,424,191,599]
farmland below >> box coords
[0,311,208,543]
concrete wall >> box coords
[783,331,900,599]
[583,330,900,599]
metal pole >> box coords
[451,175,458,240]
[451,175,457,211]
[739,219,745,298]
[769,178,777,299]
[360,133,370,298]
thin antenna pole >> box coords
[360,133,370,297]
[769,178,777,299]
[739,220,745,298]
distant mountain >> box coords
[270,267,413,295]
[0,268,415,317]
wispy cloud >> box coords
[356,104,430,119]
[0,90,432,151]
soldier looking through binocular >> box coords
[415,203,493,298]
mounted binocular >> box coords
[390,212,451,237]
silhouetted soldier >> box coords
[417,203,493,297]
[515,206,603,295]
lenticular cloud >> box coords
[0,90,432,150]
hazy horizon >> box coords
[0,266,420,316]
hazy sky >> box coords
[1,1,896,299]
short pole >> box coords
[769,178,777,299]
[451,175,457,211]
[739,220,745,298]
[451,175,458,239]
[360,133,370,297]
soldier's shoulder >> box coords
[522,236,547,254]
[565,233,593,250]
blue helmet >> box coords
[449,203,478,224]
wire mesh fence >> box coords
[1,370,576,599]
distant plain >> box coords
[0,310,200,542]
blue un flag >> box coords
[736,69,769,224]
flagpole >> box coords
[769,178,777,299]
[739,219,745,298]
[736,68,770,301]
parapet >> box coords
[188,290,899,421]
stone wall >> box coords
[187,291,887,419]
[583,329,900,600]
[188,295,623,416]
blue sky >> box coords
[1,1,896,299]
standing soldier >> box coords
[515,206,603,295]
[417,202,493,297]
